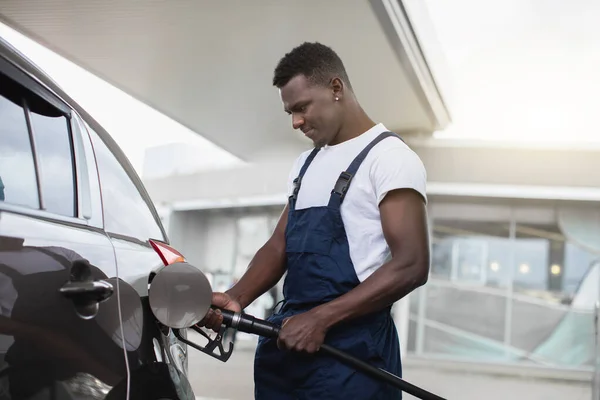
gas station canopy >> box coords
[0,0,451,161]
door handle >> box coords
[59,280,114,302]
[59,259,114,320]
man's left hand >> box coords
[277,309,329,354]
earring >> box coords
[335,97,339,101]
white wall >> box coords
[168,210,209,270]
[169,207,282,277]
[144,142,600,206]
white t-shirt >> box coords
[286,123,427,282]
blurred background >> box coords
[1,0,598,398]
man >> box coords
[200,42,430,399]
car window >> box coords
[71,114,93,220]
[0,66,77,218]
[29,105,75,217]
[87,126,165,242]
[0,73,40,210]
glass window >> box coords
[513,222,565,294]
[0,75,39,210]
[510,221,596,368]
[70,115,93,219]
[423,218,511,361]
[412,202,599,369]
[431,219,512,288]
[87,126,165,242]
[29,108,75,217]
[564,244,597,295]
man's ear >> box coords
[330,77,344,100]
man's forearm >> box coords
[313,258,428,329]
[225,242,286,309]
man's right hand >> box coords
[196,292,242,332]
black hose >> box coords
[217,308,446,400]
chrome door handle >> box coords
[59,259,114,320]
[59,279,114,302]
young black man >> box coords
[199,42,430,400]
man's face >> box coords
[280,75,342,148]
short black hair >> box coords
[272,42,352,90]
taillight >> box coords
[149,239,186,266]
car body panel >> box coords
[0,34,195,399]
[0,211,125,398]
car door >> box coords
[84,123,196,399]
[0,53,129,399]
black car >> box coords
[0,35,197,399]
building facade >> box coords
[149,139,600,383]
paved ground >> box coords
[188,340,592,400]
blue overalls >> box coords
[254,132,403,400]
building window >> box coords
[409,201,599,370]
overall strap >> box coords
[289,147,320,210]
[328,131,403,209]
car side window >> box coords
[29,101,75,217]
[0,67,76,217]
[86,126,165,242]
[0,81,39,209]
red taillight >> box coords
[150,239,186,266]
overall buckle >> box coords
[332,172,353,197]
[291,177,302,200]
